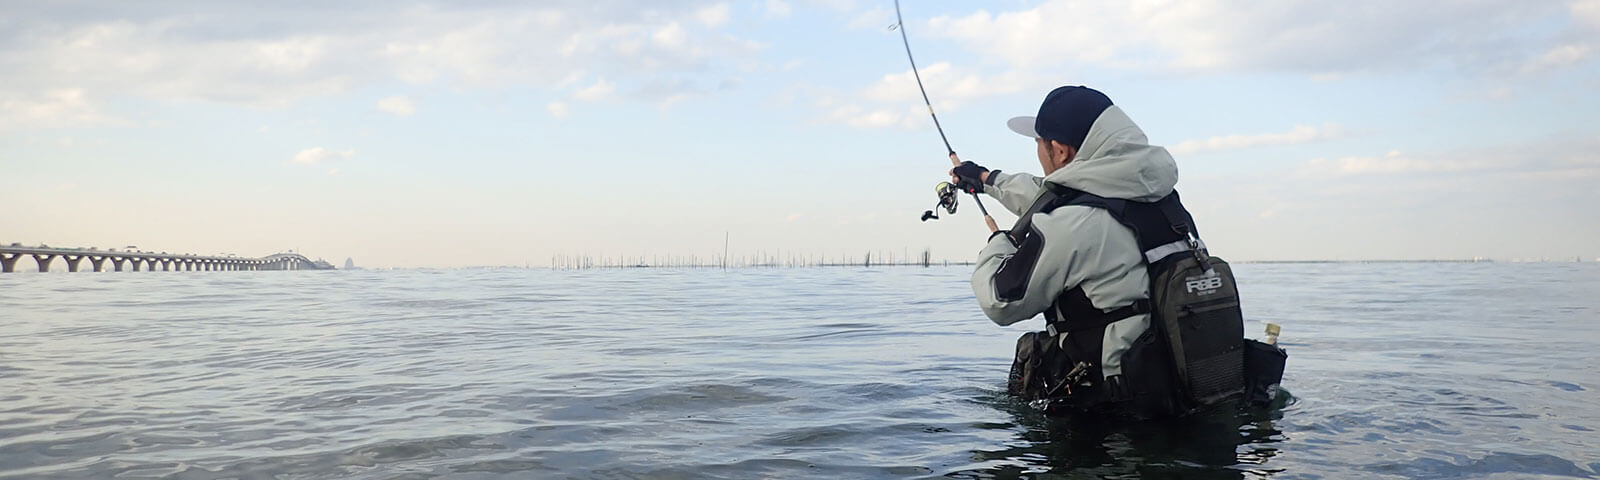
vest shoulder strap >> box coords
[1036,185,1204,265]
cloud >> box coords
[653,22,688,49]
[846,7,893,31]
[860,62,1046,106]
[927,1,1589,76]
[1180,133,1600,261]
[697,3,731,27]
[766,0,792,18]
[573,79,617,102]
[804,0,858,11]
[822,62,1050,129]
[1300,150,1484,176]
[0,88,117,129]
[1521,44,1595,74]
[825,104,911,129]
[1171,123,1350,155]
[292,147,354,165]
[1574,0,1600,28]
[1297,135,1600,179]
[376,95,416,116]
[0,1,763,126]
[547,100,570,118]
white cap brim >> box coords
[1006,116,1039,138]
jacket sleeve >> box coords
[972,206,1127,327]
[971,221,1075,326]
[983,171,1044,216]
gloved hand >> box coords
[950,161,989,193]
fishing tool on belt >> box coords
[893,0,995,230]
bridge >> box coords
[0,244,336,273]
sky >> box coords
[3,0,1598,268]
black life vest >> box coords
[1012,183,1246,418]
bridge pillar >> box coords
[63,255,84,272]
[130,258,141,271]
[110,257,125,272]
[0,253,18,273]
[32,254,56,272]
[89,256,106,272]
[143,258,158,271]
[162,259,174,271]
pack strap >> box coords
[1003,183,1072,245]
[1046,298,1152,336]
[1153,193,1212,268]
[1145,238,1207,264]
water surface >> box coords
[2,263,1597,478]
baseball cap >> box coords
[1006,86,1113,149]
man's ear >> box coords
[1054,141,1076,166]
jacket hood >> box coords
[1044,105,1177,202]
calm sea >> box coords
[2,263,1597,479]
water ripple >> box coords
[1,264,1598,478]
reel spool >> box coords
[920,181,961,221]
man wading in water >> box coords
[950,86,1264,418]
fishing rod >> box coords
[894,0,997,232]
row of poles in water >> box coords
[548,249,966,270]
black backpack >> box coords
[1010,183,1247,417]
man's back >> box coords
[971,104,1179,384]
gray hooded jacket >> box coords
[971,105,1178,379]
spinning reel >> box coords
[920,181,961,221]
